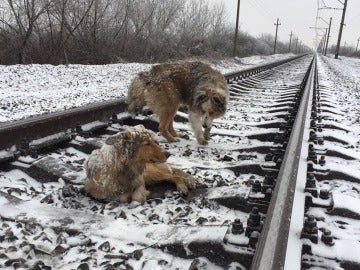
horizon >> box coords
[210,0,360,50]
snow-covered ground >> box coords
[305,55,360,268]
[1,54,359,269]
[319,55,360,130]
[0,54,310,269]
[0,54,295,123]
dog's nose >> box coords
[165,151,171,158]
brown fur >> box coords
[84,125,196,203]
[127,61,229,145]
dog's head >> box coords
[105,125,170,164]
[193,86,228,129]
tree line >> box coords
[0,0,304,65]
[326,45,360,58]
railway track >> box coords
[0,54,359,270]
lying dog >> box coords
[84,125,196,203]
[127,61,229,145]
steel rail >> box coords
[0,55,307,151]
[0,99,127,150]
[224,54,307,83]
[250,56,315,270]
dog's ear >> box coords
[212,95,226,113]
[105,131,132,145]
[134,124,146,132]
[105,134,122,145]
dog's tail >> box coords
[127,75,147,115]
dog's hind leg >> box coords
[127,77,146,115]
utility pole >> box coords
[273,18,281,54]
[295,38,299,53]
[356,38,360,52]
[335,0,348,59]
[288,31,293,52]
[310,26,328,53]
[322,28,328,54]
[324,17,332,56]
[233,0,241,57]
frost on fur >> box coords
[127,77,147,115]
[84,124,197,202]
[84,125,159,202]
[126,61,229,144]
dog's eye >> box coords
[213,96,223,105]
[197,94,207,102]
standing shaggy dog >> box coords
[127,61,229,145]
[84,125,196,203]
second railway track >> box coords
[1,54,359,270]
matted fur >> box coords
[127,61,229,145]
[84,125,196,202]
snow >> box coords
[309,239,360,265]
[0,53,311,269]
[301,54,360,268]
[332,193,360,218]
[2,53,360,269]
[29,132,70,147]
[0,54,295,123]
[0,63,150,122]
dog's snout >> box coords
[202,124,208,129]
[165,151,171,158]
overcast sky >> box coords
[210,0,360,50]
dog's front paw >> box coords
[131,186,150,203]
[119,192,132,203]
[184,175,197,190]
[176,183,189,196]
[171,137,181,142]
[197,137,208,145]
[172,169,197,196]
[166,136,181,143]
[204,128,211,141]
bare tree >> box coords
[0,0,54,63]
[52,0,95,63]
[0,0,307,64]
